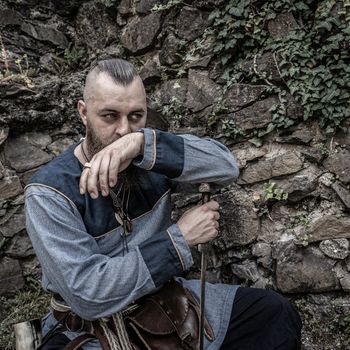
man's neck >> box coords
[74,141,88,165]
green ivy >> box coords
[184,0,350,142]
[263,182,288,201]
[151,0,184,12]
[154,95,188,128]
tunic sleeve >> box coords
[133,128,239,191]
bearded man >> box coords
[25,58,302,350]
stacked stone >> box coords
[0,1,349,348]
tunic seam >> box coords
[166,229,185,271]
[25,183,77,210]
[145,129,157,170]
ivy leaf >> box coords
[221,55,230,65]
[326,126,335,134]
[209,9,220,21]
[318,21,333,31]
[229,3,244,17]
[294,2,309,10]
[248,137,263,147]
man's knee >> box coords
[223,288,302,350]
[261,290,301,325]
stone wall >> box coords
[0,1,349,348]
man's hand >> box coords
[80,132,144,198]
[177,200,220,246]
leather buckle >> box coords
[65,312,85,333]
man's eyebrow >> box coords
[98,108,117,114]
[129,108,146,113]
[98,108,146,114]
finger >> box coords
[213,211,220,221]
[87,156,102,199]
[108,152,121,188]
[99,154,111,197]
[204,228,218,243]
[80,166,91,195]
[204,200,220,211]
[209,228,219,238]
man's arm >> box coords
[80,128,239,197]
[133,129,239,192]
[25,185,193,320]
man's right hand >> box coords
[177,200,220,246]
[79,132,144,198]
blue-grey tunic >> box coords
[25,128,240,349]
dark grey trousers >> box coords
[220,287,302,350]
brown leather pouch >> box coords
[124,280,214,350]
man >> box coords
[25,58,302,350]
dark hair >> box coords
[92,58,139,86]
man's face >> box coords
[78,72,147,157]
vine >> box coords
[152,0,184,12]
[181,0,350,142]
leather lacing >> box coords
[50,296,139,350]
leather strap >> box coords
[92,321,111,350]
[63,334,96,350]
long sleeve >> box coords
[133,128,239,190]
[25,185,193,320]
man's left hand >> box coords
[79,132,144,199]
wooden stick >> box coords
[198,183,211,350]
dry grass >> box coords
[0,278,50,350]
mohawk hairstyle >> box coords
[90,58,139,86]
[83,58,140,101]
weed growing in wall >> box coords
[0,34,33,87]
[152,0,184,12]
[263,182,288,201]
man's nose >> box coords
[117,116,131,137]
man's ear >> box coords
[77,100,87,127]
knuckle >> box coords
[89,168,98,175]
[202,205,209,212]
[99,168,107,176]
[109,174,117,182]
[111,148,118,156]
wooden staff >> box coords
[198,182,211,350]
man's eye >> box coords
[103,114,116,119]
[130,114,143,121]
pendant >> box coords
[115,212,124,226]
[115,212,132,235]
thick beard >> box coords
[85,119,113,157]
[85,119,138,189]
